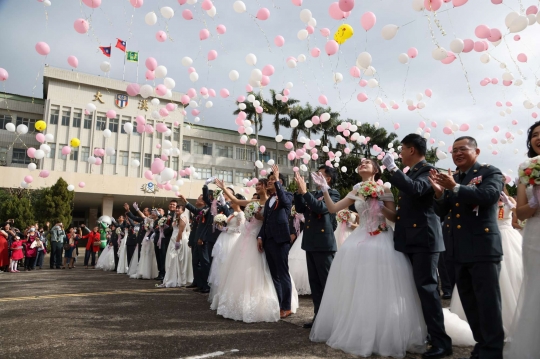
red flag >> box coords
[99,46,111,57]
[115,39,126,52]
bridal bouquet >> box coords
[518,156,540,185]
[115,228,122,235]
[244,201,261,221]
[337,209,352,224]
[291,205,297,217]
[357,181,385,200]
[157,217,167,227]
[213,188,223,199]
[214,214,228,225]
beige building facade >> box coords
[0,66,303,226]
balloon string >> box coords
[401,62,410,102]
[424,13,440,47]
[502,36,526,80]
[248,15,272,53]
[99,6,114,27]
[432,10,447,37]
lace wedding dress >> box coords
[504,186,540,358]
[310,187,427,358]
[132,233,158,279]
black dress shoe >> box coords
[442,292,452,300]
[186,284,197,289]
[193,287,202,292]
[154,276,164,281]
[302,322,313,329]
[200,289,210,293]
[422,347,453,358]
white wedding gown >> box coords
[310,191,427,358]
[505,186,540,358]
[288,230,311,295]
[162,214,194,287]
[95,245,115,271]
[133,234,158,279]
[211,207,299,323]
[116,232,128,274]
[450,201,523,337]
[208,212,245,302]
[127,244,139,277]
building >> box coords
[0,66,304,225]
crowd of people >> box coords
[2,122,540,359]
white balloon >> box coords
[297,29,309,40]
[250,69,262,81]
[320,112,330,122]
[524,100,534,109]
[189,72,199,82]
[155,65,167,78]
[290,119,299,128]
[164,77,176,89]
[194,117,201,123]
[432,47,448,60]
[245,127,253,135]
[189,100,198,108]
[381,24,398,40]
[517,129,524,135]
[28,163,37,171]
[349,125,358,132]
[162,140,172,150]
[67,185,75,192]
[205,101,213,108]
[300,164,308,172]
[20,181,29,189]
[253,100,260,107]
[181,57,193,67]
[333,72,343,83]
[275,135,283,142]
[267,159,275,166]
[123,122,133,134]
[103,129,112,138]
[132,159,140,167]
[233,0,246,13]
[450,38,464,53]
[40,144,51,154]
[151,98,160,106]
[34,149,45,159]
[145,11,158,25]
[308,17,317,27]
[105,147,115,156]
[100,61,111,73]
[160,6,174,19]
[43,0,51,6]
[247,94,256,103]
[206,6,217,17]
[297,54,307,63]
[514,79,523,86]
[398,53,409,64]
[227,70,240,82]
[364,66,376,76]
[300,8,312,23]
[506,108,512,114]
[45,133,54,142]
[287,59,297,68]
[477,124,484,130]
[245,53,257,66]
[86,103,96,113]
[255,160,263,169]
[356,52,372,69]
[160,168,175,182]
[140,84,154,98]
[305,120,313,128]
[16,124,28,134]
[502,72,514,81]
[151,110,160,119]
[5,122,15,132]
[505,11,520,28]
[286,82,294,89]
[375,97,383,105]
[412,0,425,11]
[509,15,528,33]
[480,53,490,64]
[367,79,379,88]
[417,101,426,109]
[238,103,247,110]
[436,151,447,160]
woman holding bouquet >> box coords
[307,158,427,358]
[505,121,540,358]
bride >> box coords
[308,158,427,358]
[132,211,158,280]
[505,121,540,357]
[211,178,298,323]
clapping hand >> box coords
[294,172,308,195]
[435,169,457,190]
[428,169,444,198]
[311,172,330,192]
[382,153,397,172]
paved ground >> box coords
[0,253,473,359]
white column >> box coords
[102,195,114,218]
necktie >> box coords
[459,172,466,183]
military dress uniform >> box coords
[434,162,504,359]
[294,188,340,317]
[184,205,204,288]
[389,160,452,352]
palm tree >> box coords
[350,123,399,158]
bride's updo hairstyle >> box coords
[526,121,540,158]
[360,158,381,181]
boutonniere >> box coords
[468,176,483,186]
[317,196,324,201]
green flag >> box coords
[126,51,139,62]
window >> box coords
[70,147,79,161]
[144,154,151,167]
[16,117,36,132]
[72,110,82,128]
[12,148,32,164]
[194,141,212,155]
[131,152,141,164]
[107,153,116,165]
[196,167,212,179]
[109,118,119,133]
[216,144,233,158]
[61,108,71,126]
[258,152,271,163]
[81,147,90,162]
[96,114,106,131]
[0,114,12,130]
[171,157,179,171]
[119,151,129,166]
[182,139,191,153]
[173,128,181,141]
[146,120,154,137]
[0,146,8,165]
[277,154,288,166]
[216,169,233,183]
[132,122,141,136]
[83,114,92,129]
[236,147,255,161]
[58,144,68,160]
[49,106,59,124]
[47,144,56,159]
[157,130,163,140]
[235,171,254,185]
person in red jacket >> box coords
[82,227,100,269]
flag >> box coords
[116,38,126,52]
[99,46,111,57]
[126,51,139,62]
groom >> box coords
[257,164,294,319]
[383,134,453,359]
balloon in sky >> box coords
[360,12,376,31]
[334,24,354,44]
[35,42,50,56]
[73,19,89,34]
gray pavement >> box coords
[0,253,473,359]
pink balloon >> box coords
[106,110,116,119]
[151,158,165,174]
[312,116,320,125]
[443,127,453,135]
[208,88,216,97]
[512,119,518,125]
[506,101,512,106]
[517,53,527,63]
[184,168,191,175]
[349,66,361,78]
[144,170,154,181]
[359,79,368,87]
[291,0,302,6]
[357,93,368,102]
[181,95,190,105]
[199,29,210,40]
[492,78,499,84]
[191,109,200,116]
[0,68,8,81]
[360,11,376,31]
[425,89,432,97]
[250,139,258,146]
[66,56,79,71]
[261,76,270,86]
[288,152,296,161]
[182,9,193,20]
[145,124,154,134]
[285,141,294,150]
[526,5,538,15]
[493,125,500,132]
[473,41,485,52]
[145,70,155,80]
[283,89,290,96]
[39,170,50,178]
[441,51,456,64]
[488,28,502,42]
[424,0,443,11]
[94,157,102,165]
[166,103,175,111]
[491,138,498,144]
[496,102,503,108]
[220,88,229,98]
[27,148,36,158]
[274,35,285,47]
[339,0,355,11]
[325,40,339,56]
[73,19,89,34]
[78,182,86,188]
[36,133,45,143]
[126,83,140,97]
[24,175,33,184]
[145,57,158,71]
[392,104,399,110]
[207,50,218,61]
[318,95,328,105]
[462,39,474,53]
[201,0,213,11]
[256,8,270,20]
[129,0,143,8]
[503,80,512,86]
[329,2,350,20]
[505,131,513,138]
[35,42,50,56]
[262,65,275,76]
[217,24,226,34]
[306,25,315,35]
[475,25,490,39]
[452,0,468,6]
[336,125,344,132]
[407,47,418,58]
[187,88,197,98]
[394,123,400,130]
[419,121,426,129]
[136,124,145,133]
[156,31,167,42]
[61,146,71,155]
[259,145,266,153]
[310,47,321,57]
[459,124,470,131]
[246,84,253,92]
[82,0,101,8]
[408,105,417,111]
[512,34,520,41]
[159,108,169,117]
[320,28,331,37]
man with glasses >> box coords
[429,136,504,359]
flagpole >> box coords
[122,41,127,81]
[108,43,111,78]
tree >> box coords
[34,178,74,226]
[0,188,35,229]
[350,123,399,158]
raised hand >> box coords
[214,178,225,189]
[382,153,397,172]
[271,164,280,181]
[311,172,330,192]
[294,172,308,194]
[133,202,139,211]
[123,203,130,211]
[436,169,457,190]
[177,194,187,205]
[205,176,216,186]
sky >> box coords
[1,0,540,179]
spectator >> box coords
[24,228,38,271]
[0,223,12,272]
[82,226,100,269]
[50,221,65,269]
[10,234,24,273]
[63,227,80,269]
[32,234,46,270]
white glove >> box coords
[310,172,330,193]
[382,154,397,172]
[132,202,139,211]
[205,176,216,186]
[218,194,226,206]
